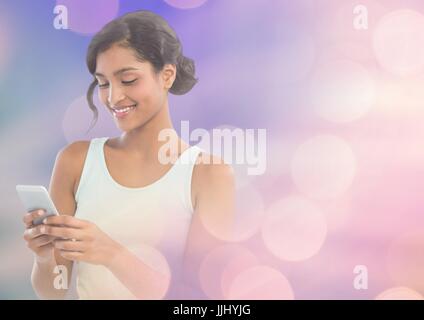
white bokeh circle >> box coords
[198,182,265,243]
[373,9,424,77]
[164,0,208,10]
[291,135,356,199]
[221,248,259,300]
[227,265,294,300]
[62,93,119,143]
[129,243,171,299]
[261,195,327,262]
[309,60,375,123]
[376,287,423,300]
[198,244,257,299]
[386,229,424,292]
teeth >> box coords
[113,105,136,113]
[115,107,130,113]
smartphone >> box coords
[16,185,59,225]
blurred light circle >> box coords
[227,265,294,300]
[386,230,424,292]
[373,10,424,77]
[199,244,256,299]
[129,243,171,299]
[376,287,423,300]
[291,135,356,199]
[199,183,265,242]
[62,94,119,143]
[377,77,424,114]
[164,0,208,9]
[221,248,259,299]
[309,60,375,123]
[315,1,387,43]
[261,195,327,262]
[56,0,119,35]
[62,95,93,142]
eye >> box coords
[122,79,138,85]
[98,82,109,89]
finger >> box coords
[53,239,85,252]
[59,250,83,261]
[28,235,54,249]
[23,225,45,240]
[40,225,84,240]
[43,215,88,229]
[23,210,45,227]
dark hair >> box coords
[85,10,198,132]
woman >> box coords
[22,10,234,299]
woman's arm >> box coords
[30,142,87,299]
[106,245,171,299]
[181,154,236,292]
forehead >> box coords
[95,44,151,74]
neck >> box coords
[117,102,181,159]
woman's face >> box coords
[95,44,174,132]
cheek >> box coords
[128,84,146,101]
[130,82,161,106]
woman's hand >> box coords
[41,215,124,267]
[22,209,56,262]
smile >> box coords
[111,104,137,118]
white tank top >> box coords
[73,137,202,299]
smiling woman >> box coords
[85,10,198,132]
[22,10,235,300]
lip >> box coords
[111,103,137,111]
[111,104,137,119]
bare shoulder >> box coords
[56,140,90,170]
[191,152,235,209]
[57,140,90,159]
[193,152,234,180]
[53,140,91,197]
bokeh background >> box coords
[1,0,424,299]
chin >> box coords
[113,108,159,133]
[116,123,138,133]
[116,120,148,134]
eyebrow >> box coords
[94,67,139,77]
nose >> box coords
[107,84,126,107]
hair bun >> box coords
[170,55,198,95]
